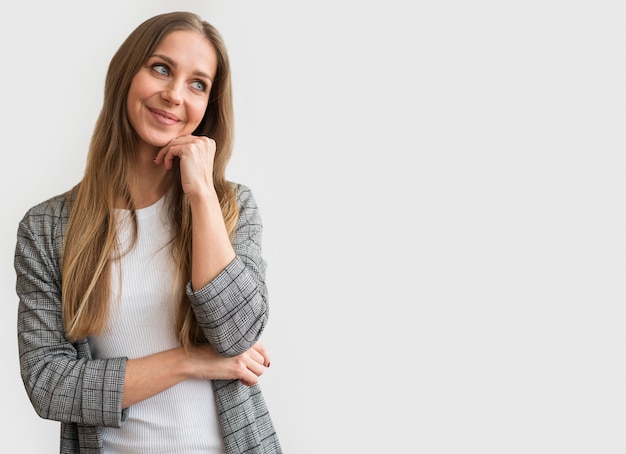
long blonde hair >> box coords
[62,12,238,349]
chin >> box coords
[137,137,171,149]
[139,134,174,149]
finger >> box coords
[252,342,271,367]
[163,149,177,170]
[246,348,266,370]
[154,139,188,168]
[153,143,173,167]
[240,378,257,387]
[240,364,262,386]
[247,360,265,380]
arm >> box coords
[186,184,270,357]
[15,199,127,427]
[120,340,269,408]
[155,137,270,357]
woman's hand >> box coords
[153,135,216,197]
[187,341,271,387]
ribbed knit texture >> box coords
[89,197,225,453]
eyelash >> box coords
[151,63,207,92]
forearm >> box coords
[121,347,189,408]
[188,189,236,290]
[122,343,268,408]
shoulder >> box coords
[230,181,257,208]
[21,192,70,222]
[231,181,252,197]
[15,191,72,268]
[18,191,72,239]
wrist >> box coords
[186,186,218,206]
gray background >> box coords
[1,0,624,452]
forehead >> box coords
[154,30,218,77]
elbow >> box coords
[23,378,55,421]
[212,296,269,357]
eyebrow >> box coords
[151,53,214,82]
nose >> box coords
[161,82,183,105]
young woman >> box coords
[15,11,281,453]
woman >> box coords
[15,11,281,453]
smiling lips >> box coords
[149,108,180,125]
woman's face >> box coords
[127,30,218,152]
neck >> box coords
[124,145,171,209]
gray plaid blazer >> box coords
[15,183,282,454]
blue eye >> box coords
[153,64,169,76]
[191,80,206,91]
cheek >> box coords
[188,100,209,127]
[126,78,144,123]
[127,72,154,107]
[126,95,144,133]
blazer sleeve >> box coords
[15,196,128,428]
[186,183,270,357]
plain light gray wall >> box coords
[2,0,625,452]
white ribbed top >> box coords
[89,197,225,453]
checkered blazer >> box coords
[15,183,282,454]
